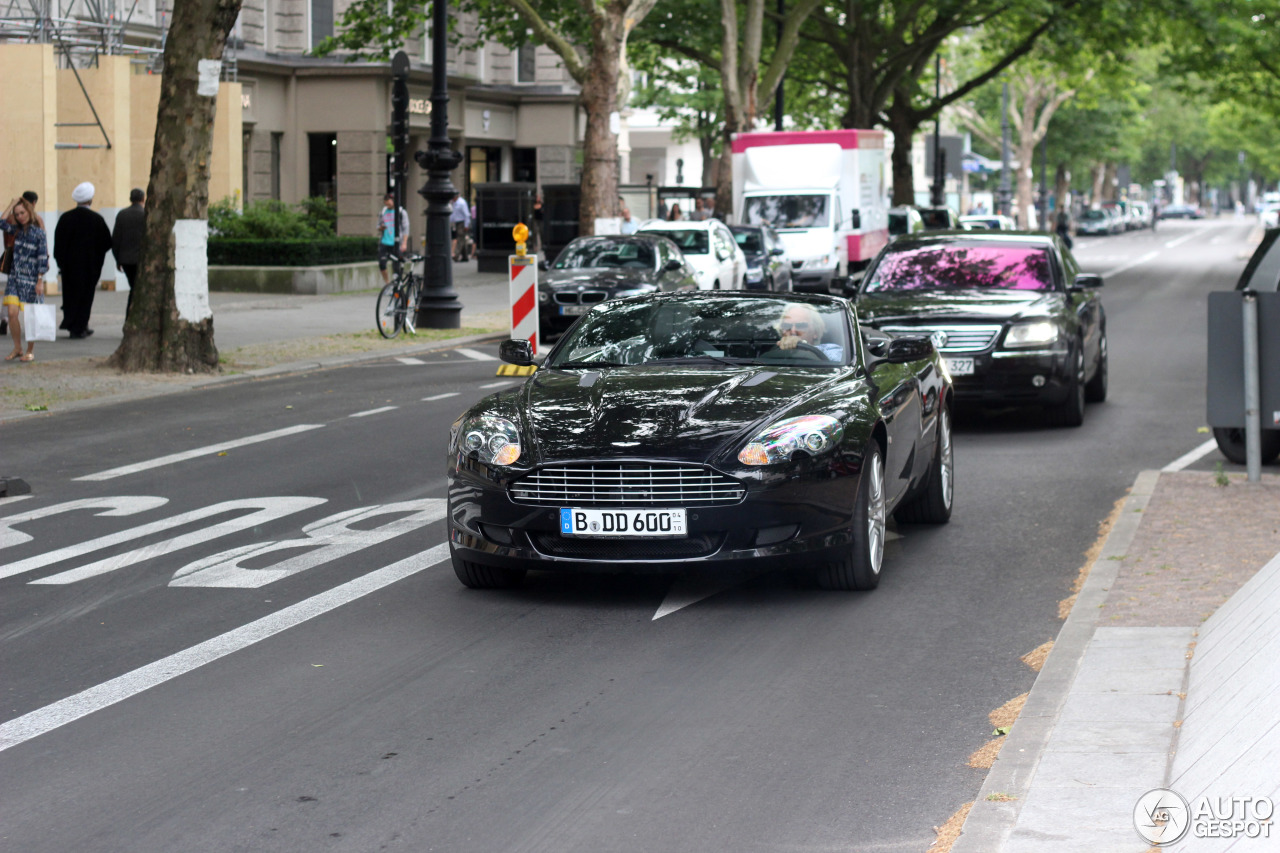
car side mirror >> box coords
[1072,273,1103,290]
[885,336,934,363]
[664,259,683,271]
[850,209,861,229]
[499,339,534,366]
[769,247,785,256]
[538,258,549,271]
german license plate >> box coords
[560,305,590,316]
[944,357,975,376]
[560,508,688,538]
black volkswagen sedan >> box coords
[538,235,700,341]
[448,292,954,591]
[729,223,792,291]
[853,232,1107,426]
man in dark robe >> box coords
[54,182,113,339]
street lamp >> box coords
[413,0,464,329]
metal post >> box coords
[390,51,410,252]
[931,55,944,207]
[774,0,784,131]
[413,0,464,329]
[1039,136,1048,230]
[1242,290,1262,482]
[999,82,1011,219]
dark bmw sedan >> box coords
[853,232,1107,426]
[448,292,954,592]
[538,235,699,340]
[729,223,792,291]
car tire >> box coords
[1212,427,1280,465]
[713,280,721,291]
[1085,330,1108,403]
[450,547,526,589]
[1045,342,1086,428]
[894,406,953,525]
[816,444,886,591]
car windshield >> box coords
[743,194,830,229]
[643,229,708,254]
[1081,210,1107,221]
[864,244,1054,292]
[553,239,657,270]
[733,230,764,252]
[919,209,953,228]
[888,212,910,235]
[546,297,852,368]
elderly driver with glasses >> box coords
[775,302,844,361]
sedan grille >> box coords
[510,463,745,507]
[553,290,608,305]
[879,324,1003,353]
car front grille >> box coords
[553,290,608,305]
[528,531,723,560]
[509,463,746,507]
[879,324,1003,353]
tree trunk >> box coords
[1054,163,1071,220]
[577,19,623,235]
[1015,137,1038,228]
[110,0,241,373]
[886,94,917,206]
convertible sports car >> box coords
[447,292,954,592]
[853,231,1107,427]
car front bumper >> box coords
[447,456,864,575]
[946,346,1074,405]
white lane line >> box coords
[1100,250,1159,279]
[422,392,460,401]
[1165,228,1210,249]
[0,495,34,509]
[455,348,497,362]
[349,406,398,418]
[396,357,426,365]
[75,424,326,482]
[0,543,450,754]
[480,380,516,389]
[1163,438,1219,472]
[654,569,768,620]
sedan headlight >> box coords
[458,415,521,466]
[803,255,832,270]
[738,415,844,465]
[745,267,764,283]
[1004,320,1060,348]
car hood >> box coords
[543,268,655,291]
[856,289,1064,324]
[520,365,844,464]
[776,229,836,261]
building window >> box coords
[309,133,337,201]
[516,43,536,83]
[468,146,502,199]
[270,132,283,200]
[311,0,333,49]
[242,130,252,202]
[513,148,537,184]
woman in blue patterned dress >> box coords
[1,196,49,362]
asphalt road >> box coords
[0,218,1256,853]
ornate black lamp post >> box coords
[413,0,464,328]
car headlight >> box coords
[745,267,764,282]
[458,415,521,466]
[1004,320,1060,348]
[803,255,832,270]
[738,415,844,465]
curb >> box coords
[0,330,506,424]
[950,469,1162,852]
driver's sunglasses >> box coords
[781,322,809,331]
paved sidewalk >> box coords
[0,263,511,421]
[950,470,1280,852]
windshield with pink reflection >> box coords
[864,244,1054,292]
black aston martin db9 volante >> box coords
[853,232,1107,426]
[447,292,954,592]
[538,235,701,341]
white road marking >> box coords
[1163,438,1219,472]
[1101,250,1159,278]
[1165,228,1209,249]
[0,543,451,754]
[396,357,426,365]
[10,498,327,583]
[75,424,325,482]
[455,347,497,362]
[1,497,169,550]
[349,406,398,418]
[0,495,34,509]
[480,380,516,389]
[170,499,447,588]
[654,569,767,620]
[422,392,460,401]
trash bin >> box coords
[474,182,535,273]
[541,184,581,263]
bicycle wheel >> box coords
[376,281,403,339]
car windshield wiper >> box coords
[644,354,754,367]
[552,360,630,369]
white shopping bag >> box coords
[22,301,57,343]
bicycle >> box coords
[376,253,425,339]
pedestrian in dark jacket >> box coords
[112,188,146,320]
[53,181,113,338]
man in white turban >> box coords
[54,181,113,338]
